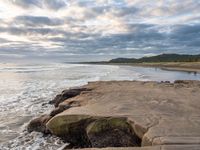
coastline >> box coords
[83,62,200,73]
[28,80,200,149]
[127,62,200,73]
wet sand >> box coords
[111,62,200,73]
[85,62,200,73]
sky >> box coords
[0,0,200,62]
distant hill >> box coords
[109,54,200,63]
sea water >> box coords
[0,63,200,150]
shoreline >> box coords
[126,62,200,73]
[81,62,200,73]
[28,80,200,149]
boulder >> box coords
[49,88,90,107]
[27,115,51,134]
[46,115,95,148]
[46,115,141,148]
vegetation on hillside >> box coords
[109,54,200,63]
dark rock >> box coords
[49,88,90,107]
[42,103,48,106]
[50,105,70,117]
[50,100,82,117]
[86,117,141,148]
[174,80,198,84]
[161,81,170,83]
[174,80,190,84]
[47,115,141,148]
[46,115,94,148]
[27,115,52,134]
[174,80,200,88]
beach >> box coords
[91,62,200,73]
[128,62,200,73]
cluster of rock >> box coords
[28,88,88,133]
[28,88,141,148]
[28,88,80,133]
[47,115,141,148]
[27,80,200,149]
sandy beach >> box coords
[90,62,200,73]
[128,62,200,73]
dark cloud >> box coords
[43,0,68,10]
[172,24,200,35]
[14,16,64,27]
[10,0,41,8]
[10,0,68,10]
[0,26,63,36]
[169,24,200,47]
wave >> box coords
[0,63,92,73]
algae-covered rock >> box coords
[86,117,141,148]
[46,115,95,147]
[46,115,141,148]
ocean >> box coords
[0,63,200,150]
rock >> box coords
[27,115,52,134]
[174,80,200,85]
[50,100,82,117]
[86,117,141,148]
[46,115,95,148]
[174,80,190,84]
[49,88,90,107]
[33,81,200,149]
[174,80,200,88]
[50,105,70,117]
[46,115,141,148]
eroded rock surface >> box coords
[28,80,200,149]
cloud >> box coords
[9,0,41,8]
[43,0,68,10]
[0,0,200,62]
[9,0,68,10]
[14,15,64,27]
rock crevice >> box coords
[46,115,142,148]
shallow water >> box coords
[0,63,199,150]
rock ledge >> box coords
[28,80,200,149]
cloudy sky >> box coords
[0,0,200,62]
